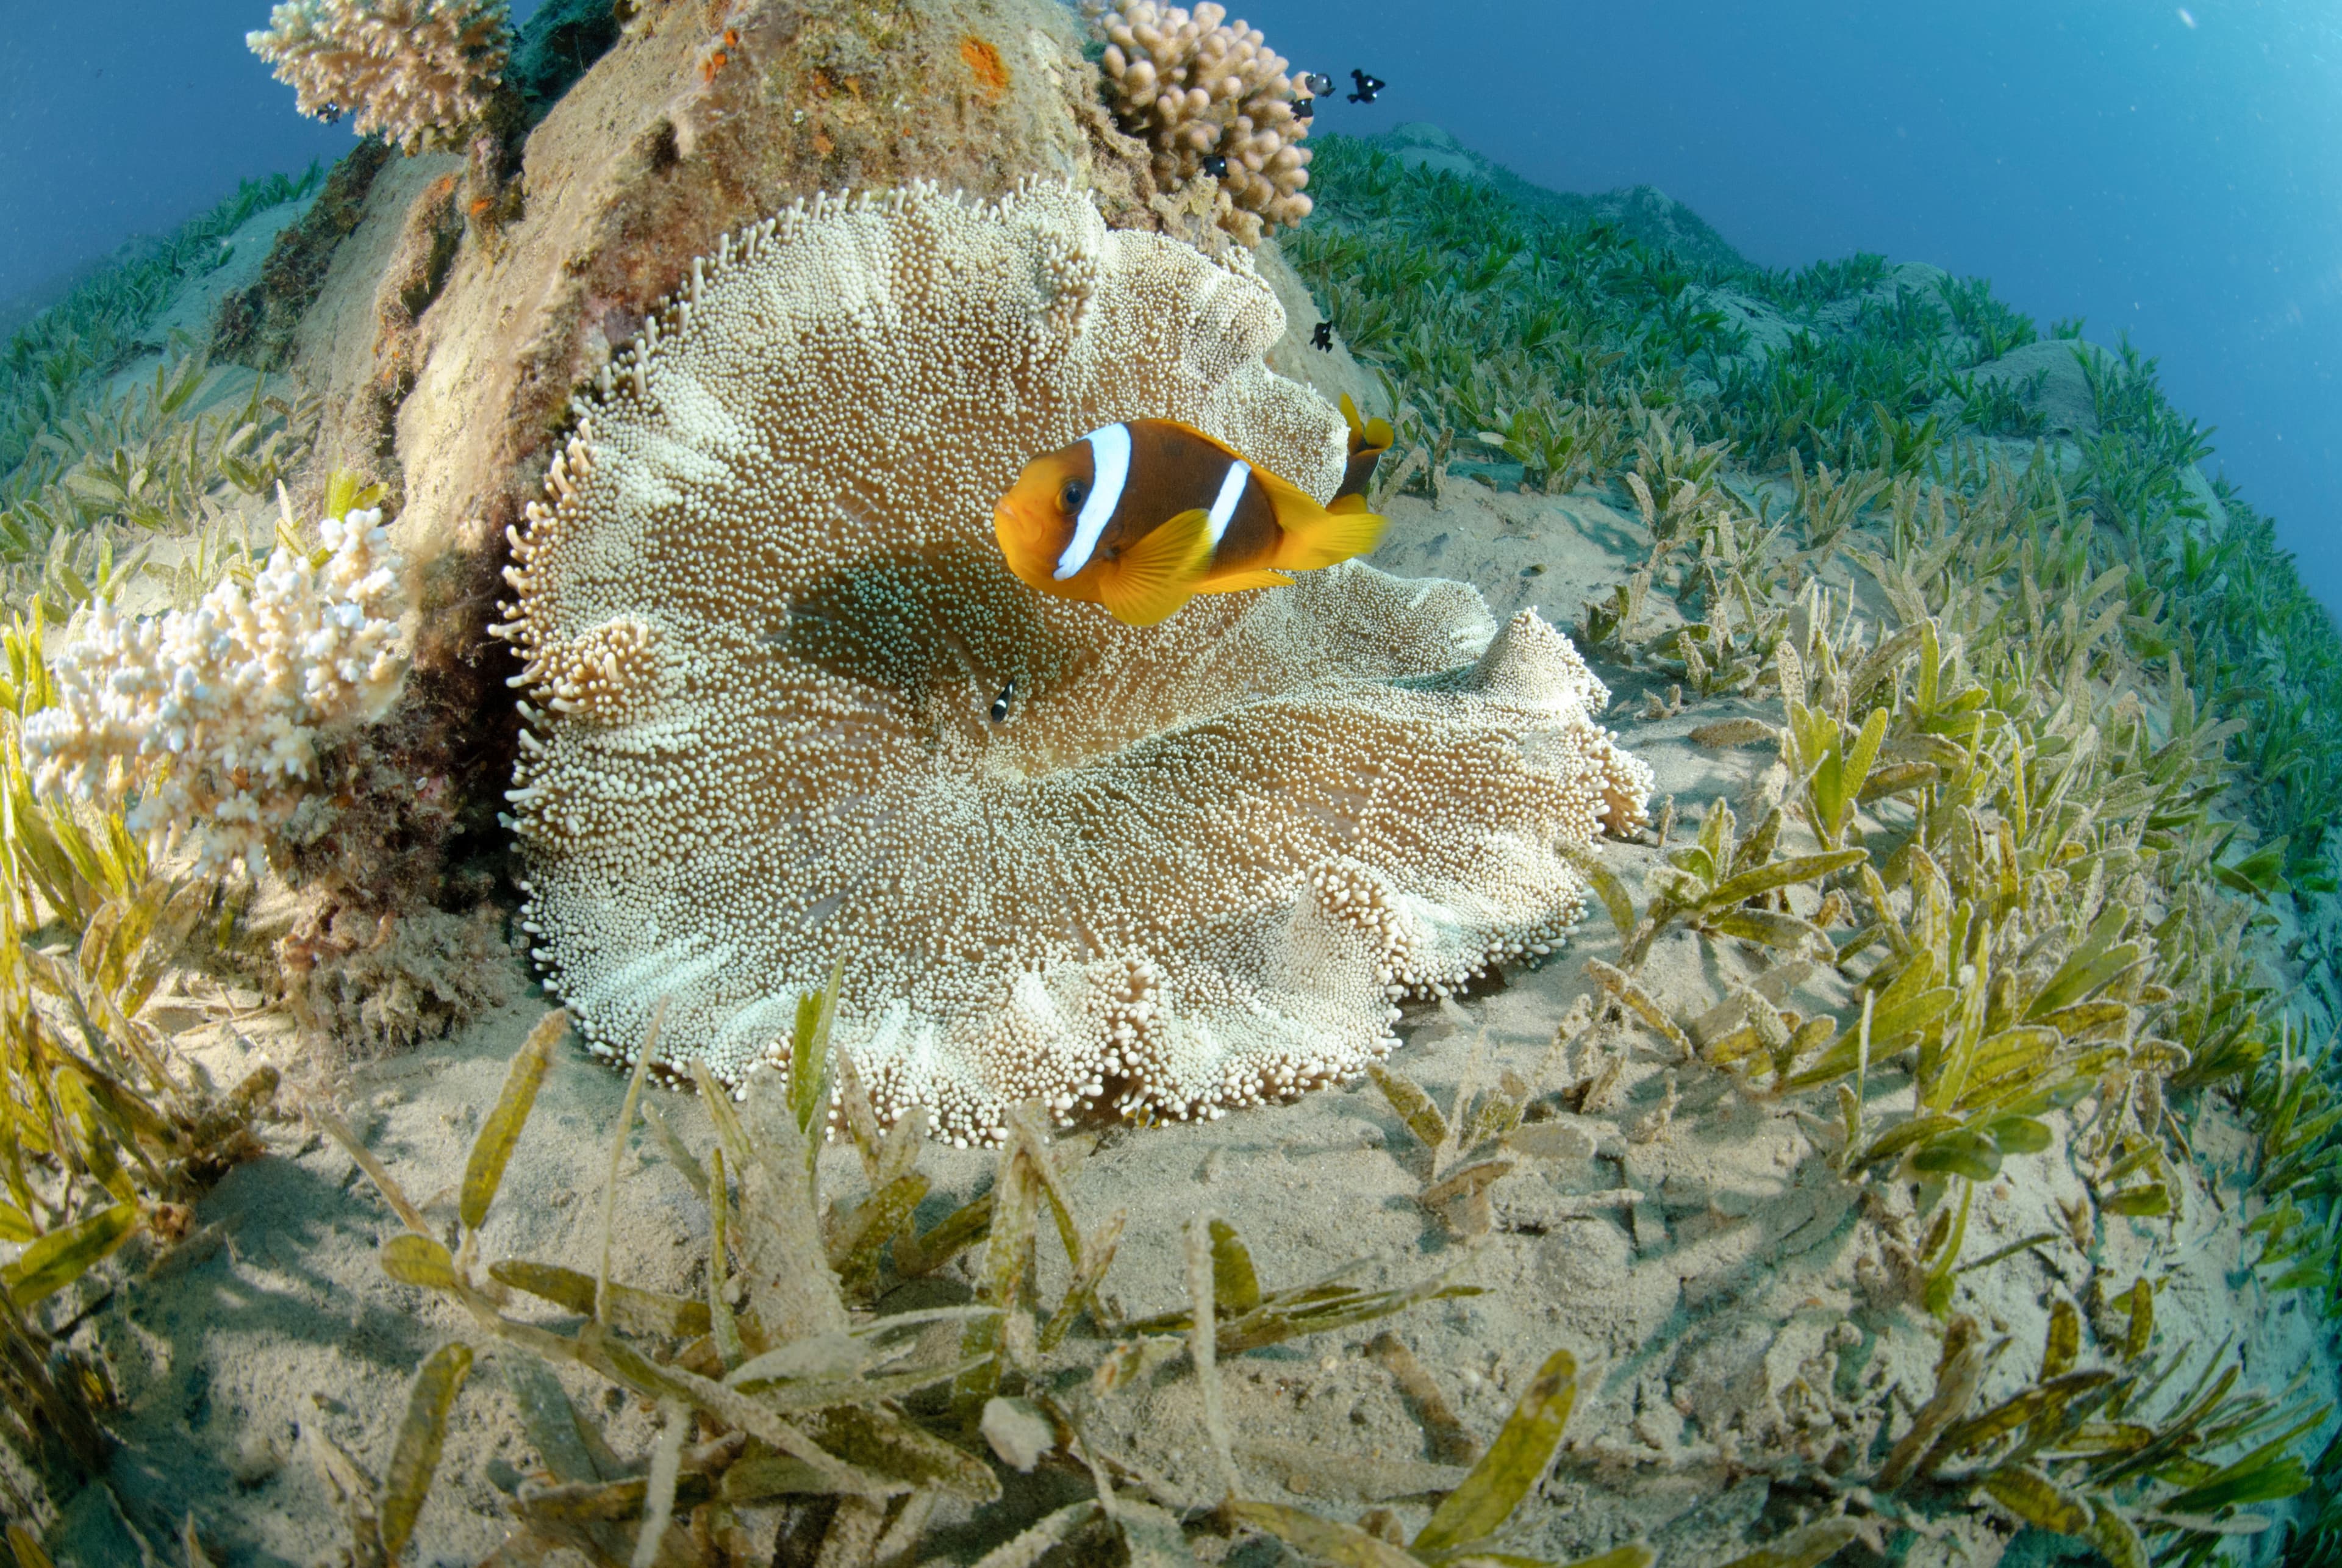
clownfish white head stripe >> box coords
[1204,457,1248,548]
[1055,422,1131,579]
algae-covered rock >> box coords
[209,140,395,370]
[389,0,1160,573]
[256,0,1184,919]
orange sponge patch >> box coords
[960,36,1009,102]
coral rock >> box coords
[500,180,1650,1144]
[268,0,1153,920]
[278,902,512,1059]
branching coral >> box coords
[1086,1,1315,246]
[498,180,1650,1144]
[247,0,511,154]
[24,509,414,872]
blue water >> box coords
[0,0,348,312]
[1248,0,2342,612]
[4,1,2337,612]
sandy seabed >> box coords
[37,459,2331,1567]
[13,80,2333,1552]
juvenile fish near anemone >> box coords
[994,417,1388,625]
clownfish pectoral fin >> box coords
[1194,568,1295,595]
[1095,507,1212,626]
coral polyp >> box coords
[1087,0,1317,245]
[24,507,413,873]
[247,0,510,154]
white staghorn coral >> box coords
[248,0,510,154]
[24,510,414,872]
[499,180,1650,1145]
[1086,0,1314,246]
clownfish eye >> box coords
[1059,478,1089,513]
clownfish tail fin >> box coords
[1338,392,1395,454]
[1096,507,1211,625]
[1274,505,1388,571]
[1255,466,1388,571]
[1331,396,1394,505]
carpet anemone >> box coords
[496,180,1650,1143]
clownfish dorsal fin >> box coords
[1194,568,1295,595]
[1095,507,1212,626]
[1154,417,1240,456]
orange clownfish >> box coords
[992,415,1390,626]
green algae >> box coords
[317,980,1539,1567]
[1291,128,2342,1559]
[0,602,281,1498]
[0,185,360,1513]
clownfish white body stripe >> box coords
[994,417,1388,626]
[1204,457,1250,548]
